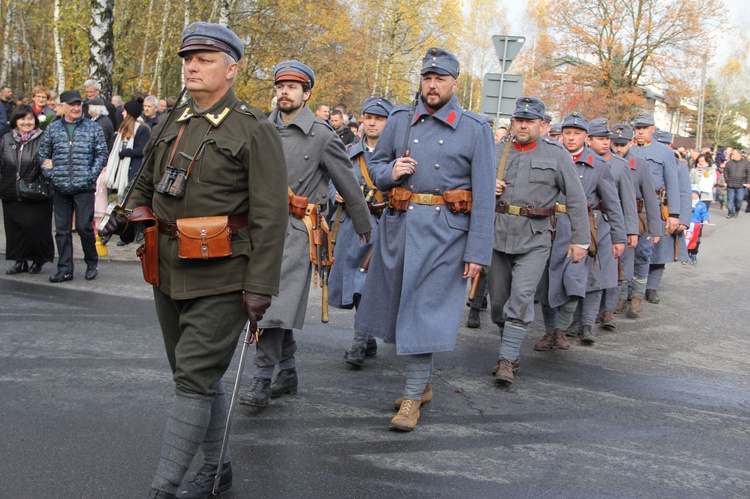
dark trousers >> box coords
[52,191,97,273]
[153,287,246,395]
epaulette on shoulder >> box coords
[543,137,566,150]
[235,101,265,120]
[313,118,334,132]
[462,110,490,125]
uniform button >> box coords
[420,119,425,123]
[435,188,439,193]
[413,139,419,144]
[438,140,444,145]
[311,132,315,137]
[304,155,309,160]
[579,175,584,179]
[410,185,414,189]
[434,164,440,169]
[298,179,303,183]
[435,206,441,212]
[408,205,414,210]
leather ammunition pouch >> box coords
[369,201,388,217]
[288,187,308,219]
[175,216,232,260]
[443,189,472,213]
[587,206,599,258]
[129,206,159,286]
[638,212,648,237]
[387,186,412,211]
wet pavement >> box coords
[1,205,749,498]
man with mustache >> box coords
[240,60,371,408]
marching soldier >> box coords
[609,123,662,318]
[100,22,290,499]
[354,47,495,431]
[536,112,624,349]
[327,96,394,367]
[629,113,681,305]
[239,60,371,408]
[487,97,589,384]
[586,118,639,331]
[656,129,692,265]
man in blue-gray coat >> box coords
[39,90,108,282]
[488,98,589,384]
[328,96,394,368]
[629,113,680,305]
[354,47,495,431]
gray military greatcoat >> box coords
[354,95,495,355]
[259,105,371,330]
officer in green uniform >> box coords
[101,21,288,499]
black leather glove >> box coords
[99,211,134,243]
[242,292,272,332]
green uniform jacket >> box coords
[127,88,288,300]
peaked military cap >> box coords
[549,122,562,136]
[655,129,673,144]
[562,111,589,133]
[632,112,655,127]
[361,97,394,117]
[588,118,611,137]
[274,60,315,89]
[421,47,460,78]
[611,123,633,144]
[179,21,244,62]
[513,96,546,120]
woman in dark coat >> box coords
[0,104,55,274]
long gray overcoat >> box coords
[354,95,495,355]
[259,105,371,330]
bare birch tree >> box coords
[90,0,115,96]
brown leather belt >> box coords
[158,214,248,239]
[409,193,445,205]
[495,203,553,218]
[636,199,643,213]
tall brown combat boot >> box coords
[627,297,642,318]
[389,399,421,431]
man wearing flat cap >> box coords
[100,21,289,499]
[536,112,625,349]
[629,112,681,305]
[487,98,589,384]
[585,118,638,331]
[609,123,661,318]
[353,47,495,430]
[239,59,371,408]
[325,96,395,368]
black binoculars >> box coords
[155,165,188,199]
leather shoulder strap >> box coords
[358,155,384,203]
[496,141,511,181]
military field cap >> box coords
[274,60,315,89]
[60,90,83,104]
[632,112,655,127]
[550,123,562,135]
[543,113,553,123]
[361,97,394,117]
[588,118,611,137]
[179,21,244,62]
[562,111,589,133]
[513,96,546,120]
[421,47,460,78]
[655,129,672,144]
[611,123,633,144]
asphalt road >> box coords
[1,207,749,498]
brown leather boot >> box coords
[494,358,515,384]
[533,333,555,351]
[389,399,421,431]
[492,357,520,375]
[614,299,628,314]
[553,328,571,349]
[394,383,433,410]
[600,311,616,330]
[627,297,642,318]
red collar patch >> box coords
[513,141,537,152]
[630,158,636,169]
[447,111,456,124]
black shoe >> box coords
[116,240,128,247]
[365,338,377,357]
[6,261,28,274]
[176,462,232,498]
[49,271,73,283]
[85,264,98,280]
[645,289,660,304]
[580,325,596,344]
[28,261,44,274]
[270,368,298,398]
[238,377,271,407]
[146,488,176,499]
[467,308,480,328]
[344,346,366,367]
